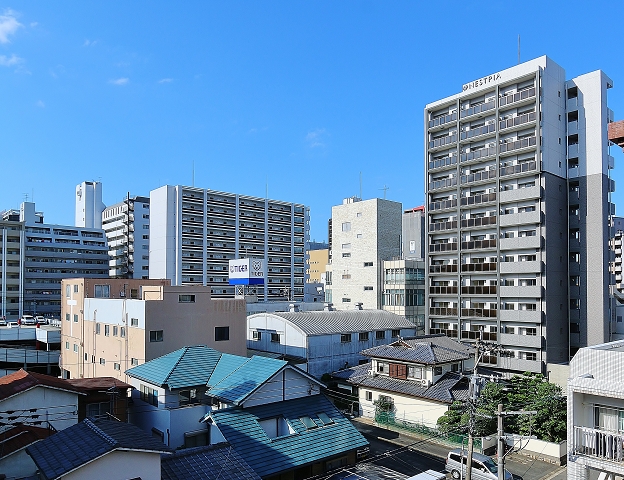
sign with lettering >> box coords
[463,73,501,92]
[228,258,265,285]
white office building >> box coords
[75,181,104,229]
[424,56,616,375]
[148,185,309,301]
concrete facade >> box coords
[0,220,24,319]
[403,206,426,260]
[75,181,104,229]
[325,197,402,310]
[424,56,616,375]
[60,279,247,380]
[382,258,426,333]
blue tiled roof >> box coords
[206,353,249,388]
[26,419,170,480]
[125,345,222,389]
[161,443,261,480]
[208,355,287,405]
[209,394,368,478]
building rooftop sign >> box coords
[462,72,502,92]
[229,258,265,285]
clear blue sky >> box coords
[2,1,623,242]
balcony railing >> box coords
[460,101,496,119]
[461,331,497,341]
[461,239,497,250]
[461,123,496,141]
[573,426,624,463]
[429,328,458,337]
[460,169,497,185]
[429,177,457,191]
[429,307,458,316]
[499,136,537,154]
[429,198,458,211]
[461,285,497,295]
[460,146,497,163]
[429,220,458,232]
[429,286,458,295]
[461,262,497,273]
[499,87,536,107]
[500,160,537,177]
[429,134,458,149]
[429,155,458,170]
[499,111,536,130]
[461,192,497,207]
[461,308,497,318]
[461,216,497,228]
[429,242,458,253]
[429,264,458,274]
[429,112,457,129]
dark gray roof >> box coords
[333,364,469,404]
[250,310,416,335]
[361,335,473,365]
[26,419,171,479]
[161,443,261,480]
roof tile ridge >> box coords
[209,355,251,388]
[84,419,118,447]
[162,346,192,386]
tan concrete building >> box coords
[60,278,247,380]
[307,248,328,283]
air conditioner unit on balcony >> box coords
[487,120,495,125]
[421,379,431,388]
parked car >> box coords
[35,315,46,324]
[20,315,36,325]
[446,449,512,480]
[0,317,7,327]
[8,321,20,328]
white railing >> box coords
[573,426,624,462]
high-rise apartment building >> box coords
[325,197,402,310]
[102,195,150,279]
[149,185,309,301]
[75,181,105,229]
[425,56,616,375]
[0,220,24,319]
[403,206,425,260]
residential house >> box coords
[332,334,473,426]
[247,308,418,378]
[26,418,171,480]
[66,377,133,422]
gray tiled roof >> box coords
[333,364,469,404]
[26,419,171,479]
[361,335,473,365]
[251,310,416,335]
[161,443,261,480]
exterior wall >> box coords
[0,387,78,433]
[307,248,328,283]
[0,450,37,479]
[75,181,104,229]
[382,259,426,333]
[328,198,402,310]
[244,368,319,408]
[149,185,310,301]
[403,207,425,259]
[0,220,24,319]
[247,313,307,360]
[63,450,161,480]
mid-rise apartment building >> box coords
[60,278,247,380]
[1,202,109,319]
[403,206,426,260]
[102,195,150,279]
[382,258,426,333]
[0,220,24,319]
[75,181,104,229]
[425,56,616,375]
[149,185,309,301]
[325,197,402,310]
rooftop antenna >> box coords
[379,185,389,200]
[192,160,195,187]
[359,172,362,199]
[22,193,29,202]
[518,35,520,65]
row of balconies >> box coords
[428,284,543,297]
[429,259,543,275]
[429,308,542,323]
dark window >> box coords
[391,329,400,338]
[150,330,163,342]
[376,331,385,340]
[105,325,110,337]
[434,366,443,375]
[94,284,110,298]
[215,326,229,341]
[359,332,369,342]
[364,262,373,267]
[340,333,352,343]
[271,333,280,343]
[140,384,158,406]
[179,294,196,303]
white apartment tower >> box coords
[75,181,104,229]
[325,197,402,310]
[102,195,150,279]
[149,185,309,301]
[425,56,616,375]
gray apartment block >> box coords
[403,207,425,260]
[326,197,402,310]
[424,56,616,375]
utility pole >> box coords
[496,407,538,480]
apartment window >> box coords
[364,286,373,291]
[342,243,351,249]
[391,329,400,338]
[74,284,78,293]
[150,330,164,342]
[131,358,139,366]
[376,331,385,340]
[364,262,373,267]
[142,235,149,240]
[341,222,351,232]
[357,234,363,239]
[73,344,78,352]
[112,326,118,337]
[96,323,101,335]
[179,294,196,303]
[140,384,158,407]
[434,366,443,376]
[120,327,126,338]
[359,332,369,342]
[66,285,71,298]
[91,355,96,363]
[65,313,70,322]
[130,288,139,299]
[522,352,537,361]
[104,325,110,336]
[84,353,88,361]
[451,363,459,372]
[271,333,280,343]
[114,363,121,371]
[215,326,229,341]
[342,253,351,258]
[73,314,78,323]
[376,362,388,374]
[99,358,106,365]
[86,402,110,419]
[94,284,110,298]
[341,333,352,343]
[408,366,422,379]
[365,391,373,401]
[342,298,351,303]
[356,213,362,217]
[130,318,139,327]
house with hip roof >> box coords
[332,334,474,427]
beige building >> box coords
[60,278,247,380]
[307,248,328,283]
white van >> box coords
[446,449,512,480]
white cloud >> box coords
[83,39,98,47]
[109,77,129,86]
[30,21,38,28]
[35,100,44,108]
[158,78,173,84]
[0,54,23,66]
[305,128,327,148]
[0,9,22,44]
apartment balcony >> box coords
[461,308,497,318]
[429,198,458,212]
[499,209,541,227]
[429,134,458,151]
[461,330,497,341]
[499,235,542,250]
[500,309,542,323]
[460,239,497,251]
[461,262,497,273]
[429,286,458,295]
[568,144,580,158]
[499,185,541,203]
[499,136,537,155]
[429,220,458,232]
[499,87,536,108]
[429,155,458,171]
[499,160,538,178]
[499,285,543,298]
[499,260,542,274]
[568,120,579,135]
[570,238,581,251]
[429,112,457,130]
[460,192,497,208]
[460,123,496,142]
[460,101,496,119]
[461,285,497,295]
[461,216,497,229]
[460,146,496,163]
[570,309,580,322]
[429,177,457,192]
[429,328,458,338]
[502,357,542,374]
[460,169,497,186]
[429,242,458,253]
[429,307,458,317]
[570,262,581,275]
[499,111,537,131]
[572,426,624,464]
[498,332,542,348]
[568,97,578,111]
[429,264,458,274]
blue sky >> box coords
[1,1,623,242]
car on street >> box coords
[20,315,36,325]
